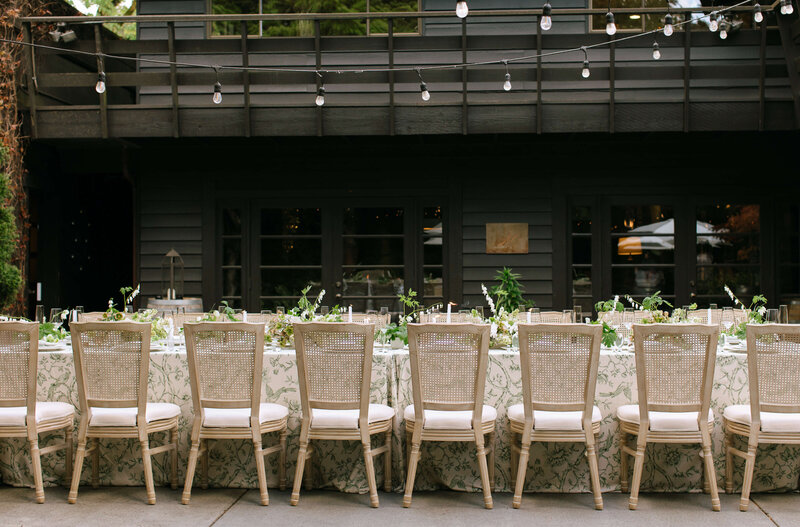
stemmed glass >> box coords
[50,308,63,328]
[530,307,540,323]
[623,308,635,348]
[35,305,45,323]
[722,307,734,345]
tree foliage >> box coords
[489,267,533,313]
[0,149,22,309]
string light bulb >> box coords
[95,71,106,94]
[606,11,617,35]
[753,3,763,22]
[417,69,430,101]
[780,0,794,14]
[663,13,674,36]
[212,81,222,104]
[315,86,325,106]
[540,2,553,30]
[652,41,661,60]
[503,61,512,91]
[581,47,590,78]
[709,12,718,32]
[719,23,728,39]
[456,1,468,18]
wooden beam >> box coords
[388,19,395,137]
[22,22,37,139]
[683,12,691,133]
[759,20,766,131]
[94,24,108,139]
[241,21,251,138]
[168,22,179,139]
[609,39,615,134]
[315,19,322,137]
[461,18,468,136]
[536,16,542,135]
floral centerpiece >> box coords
[102,284,140,321]
[39,309,68,343]
[380,289,440,347]
[196,300,240,322]
[481,284,517,349]
[266,286,336,348]
[625,290,672,323]
[130,308,170,342]
[723,284,767,339]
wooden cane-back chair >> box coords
[723,324,800,511]
[182,322,287,506]
[510,323,603,510]
[404,323,495,509]
[68,321,179,505]
[617,324,720,511]
[0,322,74,503]
[291,322,394,508]
[419,313,482,324]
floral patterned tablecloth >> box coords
[2,348,798,495]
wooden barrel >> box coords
[146,297,204,316]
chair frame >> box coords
[404,323,494,509]
[511,323,603,510]
[181,321,287,506]
[724,324,800,511]
[291,322,392,508]
[68,321,178,505]
[0,322,73,503]
[619,323,720,511]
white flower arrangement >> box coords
[481,284,497,316]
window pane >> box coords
[342,268,404,312]
[696,266,760,297]
[572,206,592,234]
[592,0,647,31]
[697,204,760,233]
[343,208,404,235]
[612,267,674,297]
[261,269,322,297]
[423,206,443,267]
[211,0,259,36]
[222,238,242,266]
[697,234,759,264]
[611,205,673,233]
[613,236,674,264]
[261,239,321,266]
[343,238,404,266]
[261,208,321,236]
[424,267,443,298]
[222,208,242,235]
[222,268,242,297]
[573,237,592,265]
[572,268,592,298]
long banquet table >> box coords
[2,346,799,495]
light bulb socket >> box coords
[504,73,511,82]
[213,81,222,94]
[419,82,428,93]
[98,72,106,84]
[665,13,674,25]
[606,11,615,24]
[652,42,660,52]
[317,85,325,97]
[542,2,552,16]
[753,3,761,14]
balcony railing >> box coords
[14,4,796,139]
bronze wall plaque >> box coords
[486,223,529,254]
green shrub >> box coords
[0,149,21,308]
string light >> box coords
[606,11,617,35]
[709,12,719,32]
[652,41,661,60]
[456,1,469,18]
[663,13,674,36]
[315,72,325,106]
[540,2,553,30]
[581,47,590,78]
[719,19,729,39]
[417,69,430,101]
[753,2,763,22]
[780,0,794,14]
[95,71,106,94]
[503,61,512,91]
[212,67,222,104]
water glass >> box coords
[474,306,484,320]
[261,309,273,315]
[709,303,718,310]
[779,304,789,324]
[563,309,575,323]
[766,308,779,324]
[276,306,286,316]
[50,308,63,327]
[319,306,329,316]
[35,305,45,323]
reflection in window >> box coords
[611,205,674,299]
[221,208,243,308]
[695,204,760,301]
[423,206,443,305]
[571,205,593,314]
[590,0,752,33]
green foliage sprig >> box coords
[488,267,532,313]
[625,290,673,313]
[595,296,624,313]
[590,320,619,347]
[198,300,238,322]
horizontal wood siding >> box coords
[461,180,554,309]
[137,172,204,302]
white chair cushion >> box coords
[89,402,180,427]
[507,404,602,431]
[203,403,289,428]
[310,404,395,429]
[0,402,74,427]
[724,404,800,433]
[617,404,714,432]
[403,404,497,430]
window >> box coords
[220,207,244,308]
[589,0,753,33]
[571,205,593,314]
[209,0,421,37]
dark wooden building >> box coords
[17,0,800,315]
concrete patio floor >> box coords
[1,486,798,527]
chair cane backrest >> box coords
[79,312,106,322]
[71,322,151,422]
[0,322,39,416]
[419,313,481,324]
[632,324,718,419]
[184,322,265,417]
[746,324,800,419]
[406,324,490,429]
[517,324,601,424]
[171,313,201,330]
[246,314,277,326]
[539,311,568,323]
[293,323,374,423]
[688,309,722,326]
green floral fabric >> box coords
[1,348,798,495]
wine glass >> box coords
[531,307,540,323]
[623,308,635,347]
[50,308,63,328]
[35,305,45,323]
[563,309,575,323]
[722,307,734,344]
